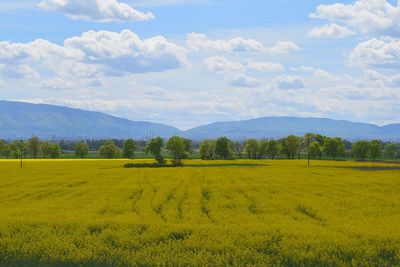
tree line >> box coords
[0,134,399,163]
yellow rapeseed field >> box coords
[0,159,399,266]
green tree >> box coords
[304,133,316,165]
[323,137,344,160]
[352,141,369,161]
[315,134,326,146]
[49,144,61,159]
[75,141,89,159]
[266,140,281,159]
[28,136,41,158]
[245,139,260,159]
[385,143,398,160]
[368,140,382,161]
[232,141,244,159]
[281,135,300,159]
[10,140,26,159]
[166,136,186,166]
[183,138,193,155]
[0,140,11,159]
[41,141,51,158]
[258,140,268,159]
[200,139,216,160]
[309,141,322,160]
[99,140,120,159]
[145,137,164,164]
[123,139,136,159]
[215,137,232,160]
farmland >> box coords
[0,159,399,266]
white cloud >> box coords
[204,56,245,73]
[186,33,299,54]
[275,76,305,89]
[308,23,355,38]
[0,64,39,80]
[293,65,333,79]
[310,0,400,36]
[227,73,261,88]
[0,30,187,83]
[203,56,263,87]
[363,69,400,87]
[247,60,284,72]
[349,37,400,68]
[40,77,74,90]
[265,41,300,54]
[38,0,154,23]
[65,30,187,74]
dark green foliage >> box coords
[75,141,89,159]
[352,141,369,161]
[200,139,216,160]
[323,137,345,160]
[123,139,136,159]
[369,140,382,161]
[28,136,41,159]
[99,140,120,159]
[215,137,232,160]
[166,136,186,166]
[245,139,260,159]
[281,135,300,159]
[145,137,164,164]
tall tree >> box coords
[200,139,216,160]
[0,140,10,159]
[368,140,382,161]
[75,141,89,159]
[385,143,398,160]
[304,133,316,166]
[309,141,322,160]
[145,137,164,164]
[232,141,244,159]
[258,140,269,159]
[99,140,120,159]
[266,140,281,160]
[245,139,260,159]
[215,137,232,160]
[352,141,369,161]
[281,135,300,159]
[41,141,51,158]
[166,136,186,166]
[183,138,193,155]
[10,140,27,159]
[123,139,136,159]
[49,144,61,159]
[323,137,344,160]
[28,136,41,158]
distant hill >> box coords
[0,101,399,140]
[182,117,398,141]
[0,101,180,139]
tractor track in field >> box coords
[154,179,185,222]
[200,173,215,223]
[227,174,260,214]
[130,172,145,213]
[177,173,197,220]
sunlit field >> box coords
[0,159,399,266]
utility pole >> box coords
[20,139,23,168]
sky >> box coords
[0,0,400,129]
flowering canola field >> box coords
[0,159,399,266]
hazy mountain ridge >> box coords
[0,101,180,139]
[0,101,399,140]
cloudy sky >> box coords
[0,0,399,129]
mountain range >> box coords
[0,100,399,141]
